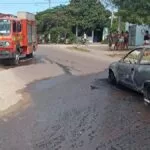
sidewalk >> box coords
[65,44,129,63]
[40,44,130,63]
[84,44,129,59]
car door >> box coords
[134,48,150,90]
[117,48,143,88]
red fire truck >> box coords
[0,12,37,65]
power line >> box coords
[0,2,47,4]
[0,1,68,5]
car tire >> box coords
[109,70,116,84]
[144,84,150,105]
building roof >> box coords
[0,13,16,18]
[0,13,19,21]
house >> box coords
[73,26,107,43]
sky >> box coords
[0,0,69,15]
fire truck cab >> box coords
[0,12,37,65]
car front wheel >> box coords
[109,70,116,84]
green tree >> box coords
[36,0,110,43]
[111,0,150,24]
[69,0,110,30]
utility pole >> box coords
[110,11,113,28]
[109,10,115,29]
[45,0,51,8]
[48,0,51,9]
[118,16,121,32]
[48,0,51,8]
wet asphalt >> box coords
[0,45,150,150]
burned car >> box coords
[108,46,150,104]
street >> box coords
[0,45,150,150]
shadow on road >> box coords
[0,55,46,70]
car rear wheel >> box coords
[109,70,116,84]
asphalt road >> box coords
[0,45,150,150]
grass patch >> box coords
[68,46,90,52]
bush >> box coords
[101,38,108,44]
[50,27,76,44]
[50,28,60,43]
[67,33,77,44]
[41,26,78,44]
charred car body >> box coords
[108,46,150,104]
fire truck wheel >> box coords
[27,51,35,58]
[2,59,11,66]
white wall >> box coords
[77,36,93,43]
[102,27,108,41]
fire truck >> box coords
[0,12,37,65]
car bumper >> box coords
[0,50,14,59]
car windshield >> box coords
[0,19,11,35]
[123,49,142,64]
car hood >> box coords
[109,61,118,69]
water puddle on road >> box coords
[0,55,50,71]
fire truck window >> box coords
[13,21,17,32]
[28,25,32,43]
[17,23,21,32]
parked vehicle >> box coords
[108,46,150,104]
[0,12,37,65]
